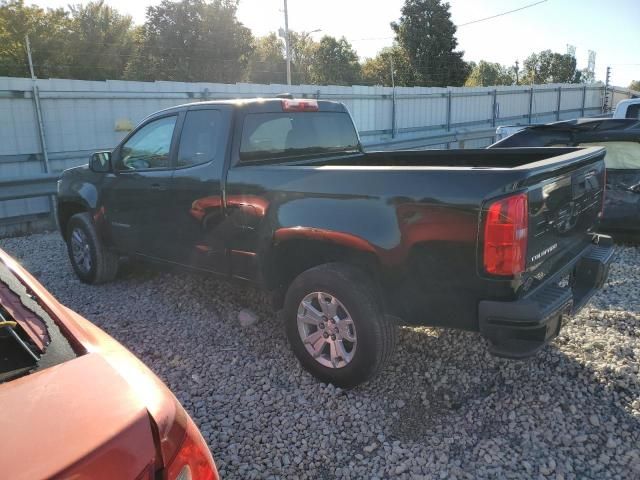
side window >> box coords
[117,116,177,171]
[177,110,222,167]
[626,104,640,120]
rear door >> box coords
[162,106,231,272]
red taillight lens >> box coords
[281,99,319,112]
[483,193,528,276]
[164,417,218,480]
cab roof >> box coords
[145,97,348,120]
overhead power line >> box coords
[350,0,549,42]
[457,0,548,27]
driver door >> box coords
[102,113,181,257]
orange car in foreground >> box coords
[0,247,218,480]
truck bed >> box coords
[227,146,606,328]
[275,147,588,169]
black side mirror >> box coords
[89,151,112,173]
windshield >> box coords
[239,112,360,162]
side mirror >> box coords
[89,151,112,173]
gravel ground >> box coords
[2,232,640,479]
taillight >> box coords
[281,99,319,112]
[483,193,528,276]
[164,417,218,480]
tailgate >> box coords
[523,147,606,286]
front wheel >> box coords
[66,212,119,284]
[283,263,397,388]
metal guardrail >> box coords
[0,173,59,202]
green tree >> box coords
[289,31,318,84]
[630,80,640,91]
[464,60,515,87]
[246,33,285,84]
[125,0,253,83]
[522,50,580,84]
[67,1,135,80]
[0,0,72,78]
[308,35,361,86]
[391,0,470,87]
[361,44,416,86]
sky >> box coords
[31,0,640,86]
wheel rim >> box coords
[296,292,357,369]
[70,227,92,274]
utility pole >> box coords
[603,65,611,113]
[283,0,291,85]
[514,60,519,84]
[390,56,396,138]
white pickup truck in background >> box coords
[612,98,640,119]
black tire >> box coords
[66,212,119,284]
[283,263,397,388]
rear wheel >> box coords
[66,212,119,284]
[283,263,396,388]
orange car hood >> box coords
[0,352,156,480]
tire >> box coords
[66,212,119,284]
[283,263,397,388]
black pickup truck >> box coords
[57,98,614,387]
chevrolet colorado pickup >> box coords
[57,98,614,387]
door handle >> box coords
[150,183,167,191]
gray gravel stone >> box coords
[3,233,640,479]
[238,309,258,327]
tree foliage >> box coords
[0,0,609,88]
[309,36,361,86]
[465,61,515,87]
[124,0,252,82]
[289,31,318,85]
[630,80,640,91]
[67,1,135,80]
[392,0,470,87]
[0,0,72,78]
[522,50,581,84]
[246,33,285,84]
[361,45,416,86]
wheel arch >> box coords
[263,228,388,311]
[57,200,90,240]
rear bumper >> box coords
[478,235,615,359]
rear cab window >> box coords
[239,111,360,162]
